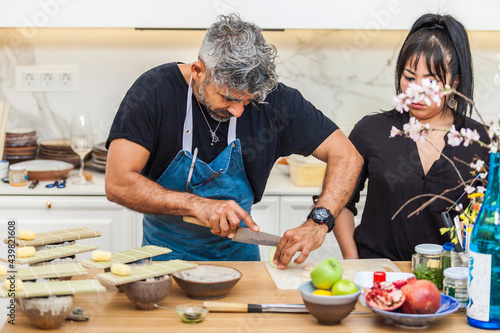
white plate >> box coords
[355,271,415,306]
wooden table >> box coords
[2,261,481,332]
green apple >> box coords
[310,257,343,289]
[331,279,358,295]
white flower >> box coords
[460,128,480,147]
[470,159,485,172]
[454,203,463,212]
[477,186,486,193]
[393,94,409,113]
[403,117,430,143]
[465,185,476,194]
[447,125,463,146]
[390,126,400,138]
[480,172,488,179]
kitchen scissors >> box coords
[45,180,66,188]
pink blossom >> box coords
[470,159,485,172]
[393,94,409,113]
[447,125,463,146]
[403,117,430,143]
[465,185,476,194]
[460,128,480,147]
[390,126,401,138]
[477,186,486,193]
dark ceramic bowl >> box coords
[299,281,361,325]
[19,295,73,329]
[172,265,242,300]
[122,275,172,310]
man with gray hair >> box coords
[105,14,362,269]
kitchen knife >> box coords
[203,301,309,313]
[183,216,280,246]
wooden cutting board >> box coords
[265,258,401,290]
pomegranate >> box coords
[400,278,441,314]
[364,280,406,311]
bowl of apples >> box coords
[298,257,361,325]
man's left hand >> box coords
[272,220,328,270]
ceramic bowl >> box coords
[354,271,415,306]
[299,281,361,325]
[172,265,242,300]
[175,303,209,324]
[104,258,152,292]
[19,295,73,329]
[122,275,172,310]
[368,294,459,328]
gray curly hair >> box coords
[199,14,279,103]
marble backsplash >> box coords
[1,27,500,144]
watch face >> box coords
[314,208,329,221]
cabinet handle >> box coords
[46,201,52,209]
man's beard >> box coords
[197,81,232,122]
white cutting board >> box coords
[265,258,401,290]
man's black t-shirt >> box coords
[106,63,338,203]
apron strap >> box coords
[228,117,237,144]
[182,77,194,153]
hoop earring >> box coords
[448,94,457,110]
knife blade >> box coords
[183,216,281,246]
[203,301,309,313]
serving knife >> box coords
[203,301,308,313]
[183,216,280,246]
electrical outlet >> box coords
[40,72,55,87]
[15,65,80,91]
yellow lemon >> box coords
[312,289,332,296]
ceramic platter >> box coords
[16,159,74,181]
[369,294,460,328]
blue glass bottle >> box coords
[467,152,500,329]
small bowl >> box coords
[122,275,172,310]
[19,295,73,329]
[299,281,361,325]
[172,265,241,300]
[104,258,152,292]
[368,294,459,328]
[175,303,209,324]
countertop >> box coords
[1,261,476,332]
[0,165,322,197]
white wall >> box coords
[1,27,499,144]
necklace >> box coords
[196,97,221,146]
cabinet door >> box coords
[280,196,346,261]
[0,196,139,259]
[251,196,280,260]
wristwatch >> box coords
[308,207,335,232]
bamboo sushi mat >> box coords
[4,226,102,247]
[1,244,99,265]
[79,245,172,269]
[0,279,105,298]
[96,260,197,286]
[0,263,87,282]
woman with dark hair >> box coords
[334,13,489,261]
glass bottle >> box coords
[467,152,500,329]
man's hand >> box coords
[273,220,328,270]
[194,198,260,238]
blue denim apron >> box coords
[142,78,260,261]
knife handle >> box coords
[183,216,207,227]
[203,301,249,312]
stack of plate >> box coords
[90,142,107,172]
[3,128,38,164]
[38,139,90,167]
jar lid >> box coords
[0,161,9,169]
[444,267,468,280]
[415,243,443,255]
[442,242,454,251]
[9,163,27,171]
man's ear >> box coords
[191,61,206,82]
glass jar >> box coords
[442,242,454,271]
[412,243,443,289]
[443,267,468,312]
[9,164,28,186]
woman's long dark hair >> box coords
[395,14,473,128]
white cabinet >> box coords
[0,196,140,260]
[250,196,280,260]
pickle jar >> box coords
[9,164,28,186]
[411,243,443,289]
[443,267,468,312]
[442,242,454,271]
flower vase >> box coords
[467,152,500,329]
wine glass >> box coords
[70,112,94,185]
